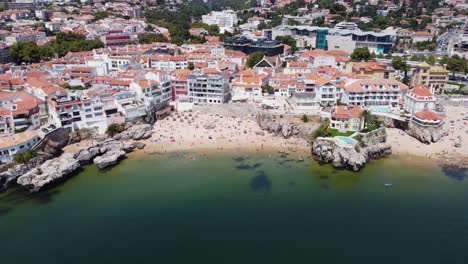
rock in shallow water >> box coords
[17,153,81,192]
[93,149,126,169]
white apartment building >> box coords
[231,69,269,101]
[187,73,230,104]
[403,84,437,115]
[341,79,408,106]
[0,91,41,136]
[129,72,173,110]
[113,90,147,120]
[150,55,188,73]
[48,91,108,133]
[0,130,40,163]
[202,10,238,34]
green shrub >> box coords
[106,123,126,137]
[302,114,309,123]
[13,149,35,164]
[14,127,28,133]
[311,123,331,140]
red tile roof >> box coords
[410,84,433,97]
[332,105,364,119]
[414,110,442,120]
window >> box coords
[20,145,24,149]
[94,107,103,111]
[85,114,92,118]
[85,108,92,112]
[84,102,91,106]
[95,112,103,116]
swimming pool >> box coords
[336,136,355,145]
[371,106,392,112]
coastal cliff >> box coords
[406,122,446,144]
[255,113,319,140]
[0,129,69,189]
[312,128,392,171]
[16,139,146,192]
[0,124,151,192]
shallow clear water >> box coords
[0,153,467,263]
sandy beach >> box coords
[138,111,310,156]
[63,111,311,156]
[63,102,467,167]
[387,104,468,162]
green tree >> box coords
[391,56,407,71]
[246,52,264,68]
[275,35,297,53]
[188,62,195,70]
[310,122,331,140]
[360,110,371,131]
[350,47,372,62]
[257,22,269,30]
[138,33,169,44]
[92,11,111,22]
[9,41,42,63]
[445,54,468,74]
[13,149,35,164]
[425,55,436,65]
[409,55,419,61]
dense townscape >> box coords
[0,0,467,191]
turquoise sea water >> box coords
[0,152,467,264]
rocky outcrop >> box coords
[312,128,391,171]
[68,127,98,144]
[11,139,147,192]
[93,149,126,169]
[255,113,318,139]
[113,124,153,141]
[17,153,81,192]
[0,164,31,189]
[1,123,150,192]
[0,139,65,189]
[437,152,468,170]
[75,140,145,169]
[406,122,446,144]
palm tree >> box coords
[360,110,370,131]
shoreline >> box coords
[127,144,311,159]
[62,106,467,169]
